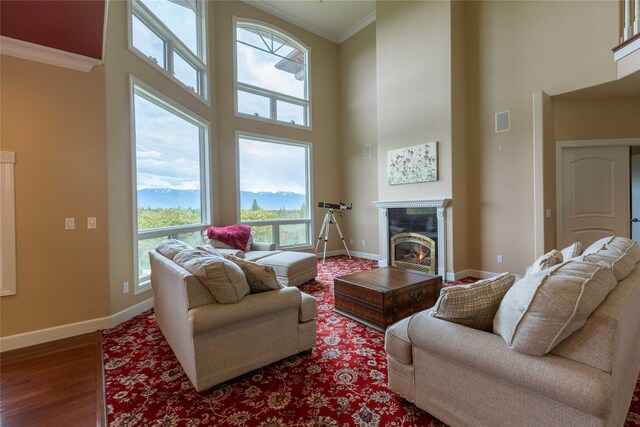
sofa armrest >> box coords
[407,312,612,418]
[189,287,302,335]
[250,241,276,251]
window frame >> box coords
[130,76,212,293]
[233,17,312,130]
[128,0,210,104]
[235,131,314,250]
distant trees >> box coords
[251,198,261,211]
[138,207,200,230]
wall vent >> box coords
[495,111,510,133]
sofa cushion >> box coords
[174,250,250,304]
[525,250,563,275]
[299,292,317,322]
[244,250,282,262]
[155,239,193,260]
[384,316,413,365]
[583,236,640,262]
[494,260,617,356]
[580,236,640,281]
[430,273,516,331]
[551,263,640,372]
[227,255,283,293]
[560,242,583,261]
[255,251,317,286]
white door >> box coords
[559,145,629,248]
[632,153,640,244]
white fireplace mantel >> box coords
[373,199,451,278]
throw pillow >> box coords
[227,255,284,293]
[155,239,193,260]
[560,242,583,261]
[197,244,224,258]
[582,236,640,277]
[525,250,563,275]
[493,260,617,356]
[430,273,516,331]
[173,250,250,304]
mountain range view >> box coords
[137,188,306,211]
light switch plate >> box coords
[65,218,75,230]
[87,217,97,229]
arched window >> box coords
[234,19,310,128]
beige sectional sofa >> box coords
[385,236,640,426]
[150,244,317,392]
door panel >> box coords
[560,146,629,248]
[632,153,640,244]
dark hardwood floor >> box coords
[0,332,105,427]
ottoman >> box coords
[256,251,318,286]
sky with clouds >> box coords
[238,137,308,195]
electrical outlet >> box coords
[361,240,366,247]
[123,282,129,294]
[349,238,354,245]
[497,255,504,263]
[545,208,551,218]
[65,217,75,230]
[87,217,97,229]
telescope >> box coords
[318,202,352,211]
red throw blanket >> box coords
[206,225,251,251]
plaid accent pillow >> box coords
[430,273,516,331]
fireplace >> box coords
[391,232,436,273]
[373,199,451,278]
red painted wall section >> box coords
[1,0,105,60]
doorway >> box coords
[631,146,640,244]
[556,139,640,249]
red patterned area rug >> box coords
[103,256,640,426]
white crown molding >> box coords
[0,298,154,352]
[242,1,339,43]
[338,11,376,44]
[0,36,102,72]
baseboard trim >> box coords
[0,297,154,352]
[315,249,379,261]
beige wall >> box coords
[466,0,619,275]
[554,96,640,141]
[338,23,379,256]
[0,56,110,336]
[376,1,453,202]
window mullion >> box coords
[238,83,307,106]
[270,97,277,120]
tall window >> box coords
[132,80,210,290]
[235,19,310,127]
[130,0,208,100]
[237,134,312,248]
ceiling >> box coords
[0,0,105,59]
[245,0,376,44]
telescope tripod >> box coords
[315,209,352,264]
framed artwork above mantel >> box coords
[387,142,438,185]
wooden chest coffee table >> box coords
[334,267,442,331]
